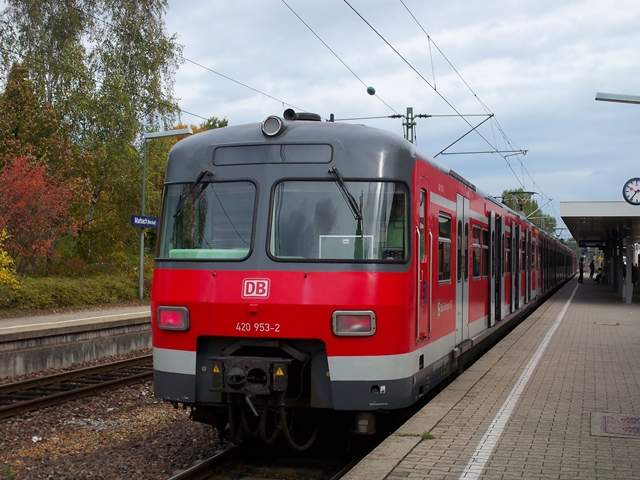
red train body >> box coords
[151,110,575,447]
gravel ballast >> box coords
[0,352,225,479]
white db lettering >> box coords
[242,279,270,298]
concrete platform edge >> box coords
[343,283,566,480]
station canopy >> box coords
[560,201,640,249]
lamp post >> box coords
[595,92,640,105]
[138,127,193,300]
[595,91,640,304]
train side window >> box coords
[472,225,481,279]
[464,223,469,281]
[505,233,511,275]
[531,242,536,269]
[438,214,452,282]
[482,228,489,277]
[512,235,517,274]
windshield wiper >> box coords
[173,170,214,218]
[328,166,362,221]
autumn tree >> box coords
[0,156,89,273]
[0,0,183,265]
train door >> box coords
[416,179,430,342]
[455,194,469,345]
[500,216,506,319]
[489,212,496,327]
[516,225,522,309]
[494,214,503,324]
[510,222,516,312]
[526,230,532,303]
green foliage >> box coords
[202,117,229,131]
[1,466,16,480]
[501,188,558,236]
[561,237,582,256]
[0,63,77,174]
[0,275,137,310]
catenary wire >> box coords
[396,0,562,221]
[397,0,553,204]
[342,0,508,163]
[57,1,305,120]
[281,0,401,116]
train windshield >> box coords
[157,181,256,260]
[270,181,408,261]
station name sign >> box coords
[131,215,159,229]
[579,240,607,249]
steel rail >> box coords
[165,440,366,480]
[0,354,153,420]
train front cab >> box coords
[150,116,576,448]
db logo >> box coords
[242,279,270,298]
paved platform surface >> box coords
[345,279,640,480]
[0,305,150,336]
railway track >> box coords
[167,439,370,480]
[0,354,153,420]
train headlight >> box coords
[332,310,376,336]
[157,306,190,331]
[261,115,287,137]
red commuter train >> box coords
[151,109,576,449]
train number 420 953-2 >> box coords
[236,322,281,333]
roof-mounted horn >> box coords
[283,109,321,121]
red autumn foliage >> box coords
[0,156,86,272]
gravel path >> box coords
[0,352,225,479]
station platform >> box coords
[0,306,151,378]
[345,278,640,479]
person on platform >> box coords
[589,259,595,279]
[578,257,584,283]
[596,263,607,284]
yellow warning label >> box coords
[213,365,220,373]
[275,367,284,376]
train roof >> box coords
[166,111,538,227]
[167,111,454,180]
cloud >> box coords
[165,0,640,230]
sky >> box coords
[164,0,640,236]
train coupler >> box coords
[208,355,293,396]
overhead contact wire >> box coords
[281,0,400,116]
[398,0,552,204]
[62,1,307,119]
[343,0,502,159]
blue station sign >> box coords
[131,215,159,229]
